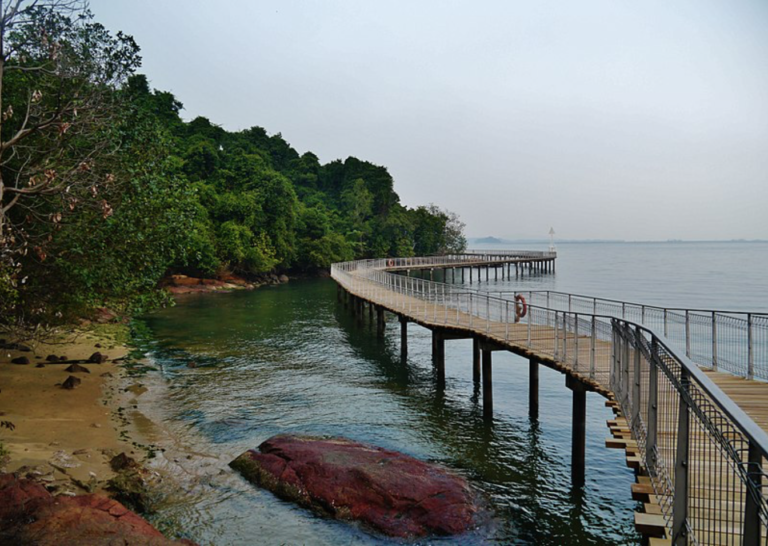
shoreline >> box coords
[0,324,151,494]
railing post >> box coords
[711,311,718,371]
[748,313,754,380]
[590,316,596,379]
[505,301,510,342]
[527,309,532,347]
[611,321,618,390]
[486,296,490,333]
[685,310,691,358]
[672,367,691,545]
[647,337,659,465]
[443,285,447,324]
[574,313,579,370]
[632,326,641,426]
[743,440,763,546]
[554,312,560,358]
[563,314,568,363]
[664,308,668,337]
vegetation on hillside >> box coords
[0,1,466,333]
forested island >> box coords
[0,2,465,335]
[0,3,469,543]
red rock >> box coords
[0,474,195,545]
[169,275,202,286]
[218,274,249,285]
[230,435,476,538]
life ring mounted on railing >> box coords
[514,294,527,322]
[387,259,395,267]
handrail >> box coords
[490,290,767,381]
[331,254,768,544]
[490,289,768,315]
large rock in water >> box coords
[230,435,476,538]
[0,474,195,545]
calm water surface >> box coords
[134,242,768,545]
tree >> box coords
[0,1,140,319]
[439,206,467,253]
[411,204,467,255]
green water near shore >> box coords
[135,278,638,545]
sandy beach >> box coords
[0,325,143,494]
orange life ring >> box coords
[515,294,527,321]
[387,259,395,267]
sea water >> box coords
[134,241,768,545]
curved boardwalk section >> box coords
[331,253,768,546]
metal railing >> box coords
[331,254,768,544]
[490,290,768,382]
[372,251,556,269]
[613,320,768,546]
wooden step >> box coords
[627,455,642,470]
[632,482,655,501]
[649,538,671,546]
[644,502,663,515]
[606,437,638,449]
[635,512,667,537]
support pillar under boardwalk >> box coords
[482,349,493,419]
[529,359,539,420]
[399,316,408,358]
[476,339,505,420]
[472,339,481,383]
[566,375,588,488]
[431,330,445,382]
[376,306,385,337]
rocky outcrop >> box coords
[0,473,195,545]
[164,274,254,295]
[230,435,476,538]
[163,273,290,295]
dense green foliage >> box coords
[0,3,466,330]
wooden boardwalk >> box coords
[332,256,768,545]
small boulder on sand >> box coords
[88,352,107,364]
[61,376,82,390]
[65,363,90,374]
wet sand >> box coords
[0,326,142,493]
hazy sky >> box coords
[89,0,768,241]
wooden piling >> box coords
[529,359,539,419]
[400,316,408,358]
[376,306,385,336]
[568,377,588,487]
[432,330,445,382]
[482,349,493,419]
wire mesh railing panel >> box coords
[488,290,766,382]
[611,320,768,545]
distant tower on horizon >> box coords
[549,227,556,252]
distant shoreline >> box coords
[468,238,768,245]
